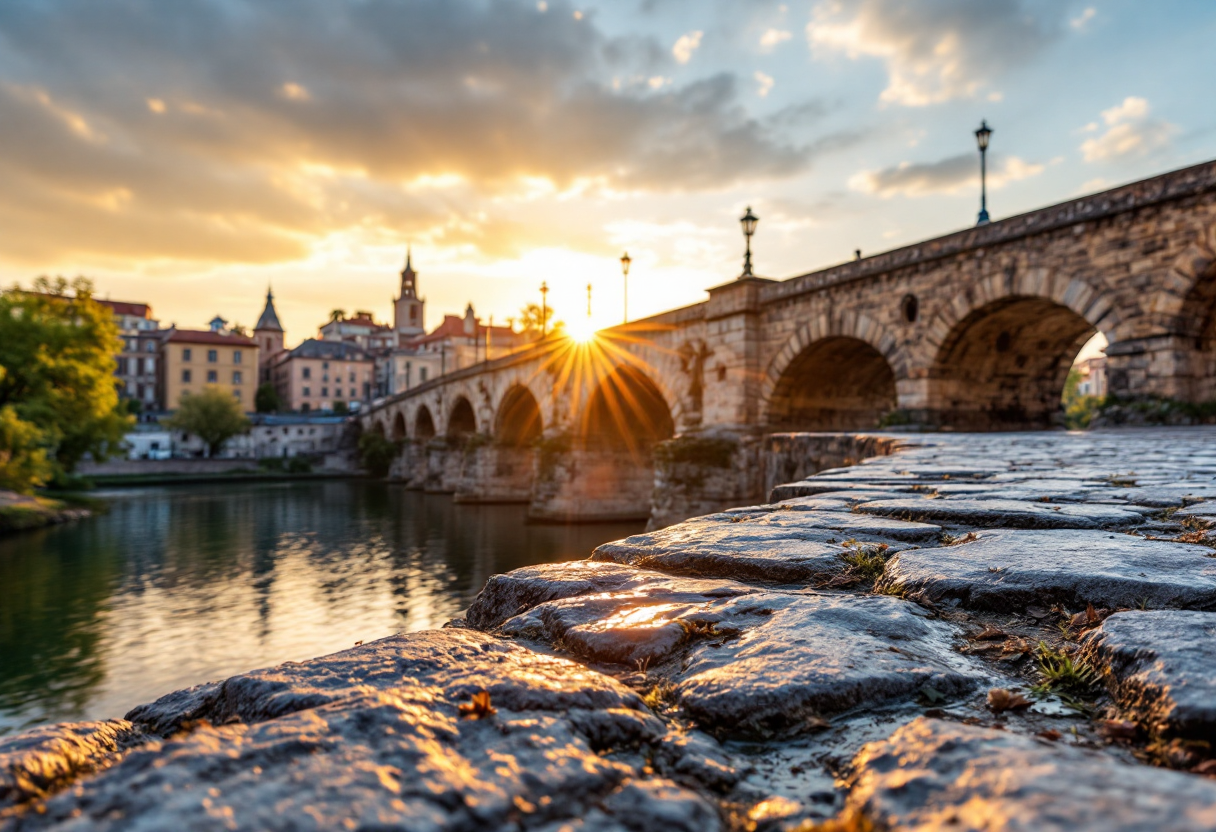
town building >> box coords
[270,339,374,413]
[253,289,285,387]
[248,414,348,458]
[386,304,524,395]
[319,311,397,352]
[1075,356,1108,398]
[97,299,161,411]
[158,327,259,412]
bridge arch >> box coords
[582,365,675,453]
[766,337,898,430]
[447,396,478,439]
[496,385,543,447]
[415,405,436,441]
[761,313,904,429]
[926,295,1098,430]
[392,411,407,442]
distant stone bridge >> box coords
[360,160,1216,524]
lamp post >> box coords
[975,120,992,226]
[586,282,592,318]
[540,282,549,339]
[739,206,759,277]
[620,252,631,324]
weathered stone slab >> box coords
[127,629,648,737]
[591,519,862,584]
[0,720,136,812]
[486,565,980,737]
[857,497,1143,529]
[1082,610,1216,740]
[881,529,1216,612]
[12,630,730,832]
[846,717,1216,831]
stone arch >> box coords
[921,270,1115,359]
[415,405,436,441]
[370,419,386,437]
[766,336,898,430]
[760,312,904,425]
[582,364,675,453]
[392,411,407,442]
[926,296,1098,430]
[496,385,543,447]
[447,396,478,439]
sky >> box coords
[1,0,1213,347]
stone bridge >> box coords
[361,159,1216,524]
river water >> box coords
[0,481,643,735]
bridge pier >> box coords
[454,444,535,504]
[528,439,655,524]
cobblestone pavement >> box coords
[5,429,1216,831]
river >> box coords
[0,480,643,735]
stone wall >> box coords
[77,458,258,476]
[529,447,655,523]
[762,432,902,500]
[453,445,534,504]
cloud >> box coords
[672,30,703,64]
[759,28,792,51]
[755,70,775,98]
[1080,97,1176,162]
[850,152,1044,197]
[0,0,816,266]
[1070,7,1096,30]
[807,0,1064,106]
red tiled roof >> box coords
[167,329,257,347]
[97,299,152,318]
[409,315,522,346]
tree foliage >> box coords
[255,383,283,414]
[0,277,131,492]
[517,302,565,339]
[164,386,251,457]
[358,430,396,477]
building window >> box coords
[183,348,192,361]
[303,386,311,396]
[420,367,428,382]
[349,388,355,398]
[182,369,192,383]
[321,387,329,397]
[349,371,355,382]
[233,389,241,399]
[301,403,310,413]
[116,357,128,374]
[207,370,218,383]
[322,361,329,370]
[233,351,242,364]
[144,357,155,373]
[137,384,144,399]
[146,341,156,352]
[232,371,242,384]
[207,349,218,363]
[302,367,311,379]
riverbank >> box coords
[0,491,91,535]
[4,429,1216,830]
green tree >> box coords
[329,309,346,323]
[517,302,565,339]
[255,383,283,414]
[0,277,131,492]
[358,431,396,478]
[332,400,349,415]
[164,387,251,457]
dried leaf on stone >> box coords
[1191,759,1216,777]
[459,690,497,720]
[1096,719,1138,740]
[1036,729,1063,741]
[972,626,1006,641]
[987,688,1032,714]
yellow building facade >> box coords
[160,329,259,412]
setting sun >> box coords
[567,317,598,344]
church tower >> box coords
[254,288,285,384]
[394,248,426,338]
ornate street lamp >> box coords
[540,281,549,339]
[620,252,631,324]
[975,120,993,226]
[739,206,759,277]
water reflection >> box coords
[0,481,642,734]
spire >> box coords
[255,286,284,332]
[400,245,418,298]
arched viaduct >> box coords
[361,160,1216,523]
